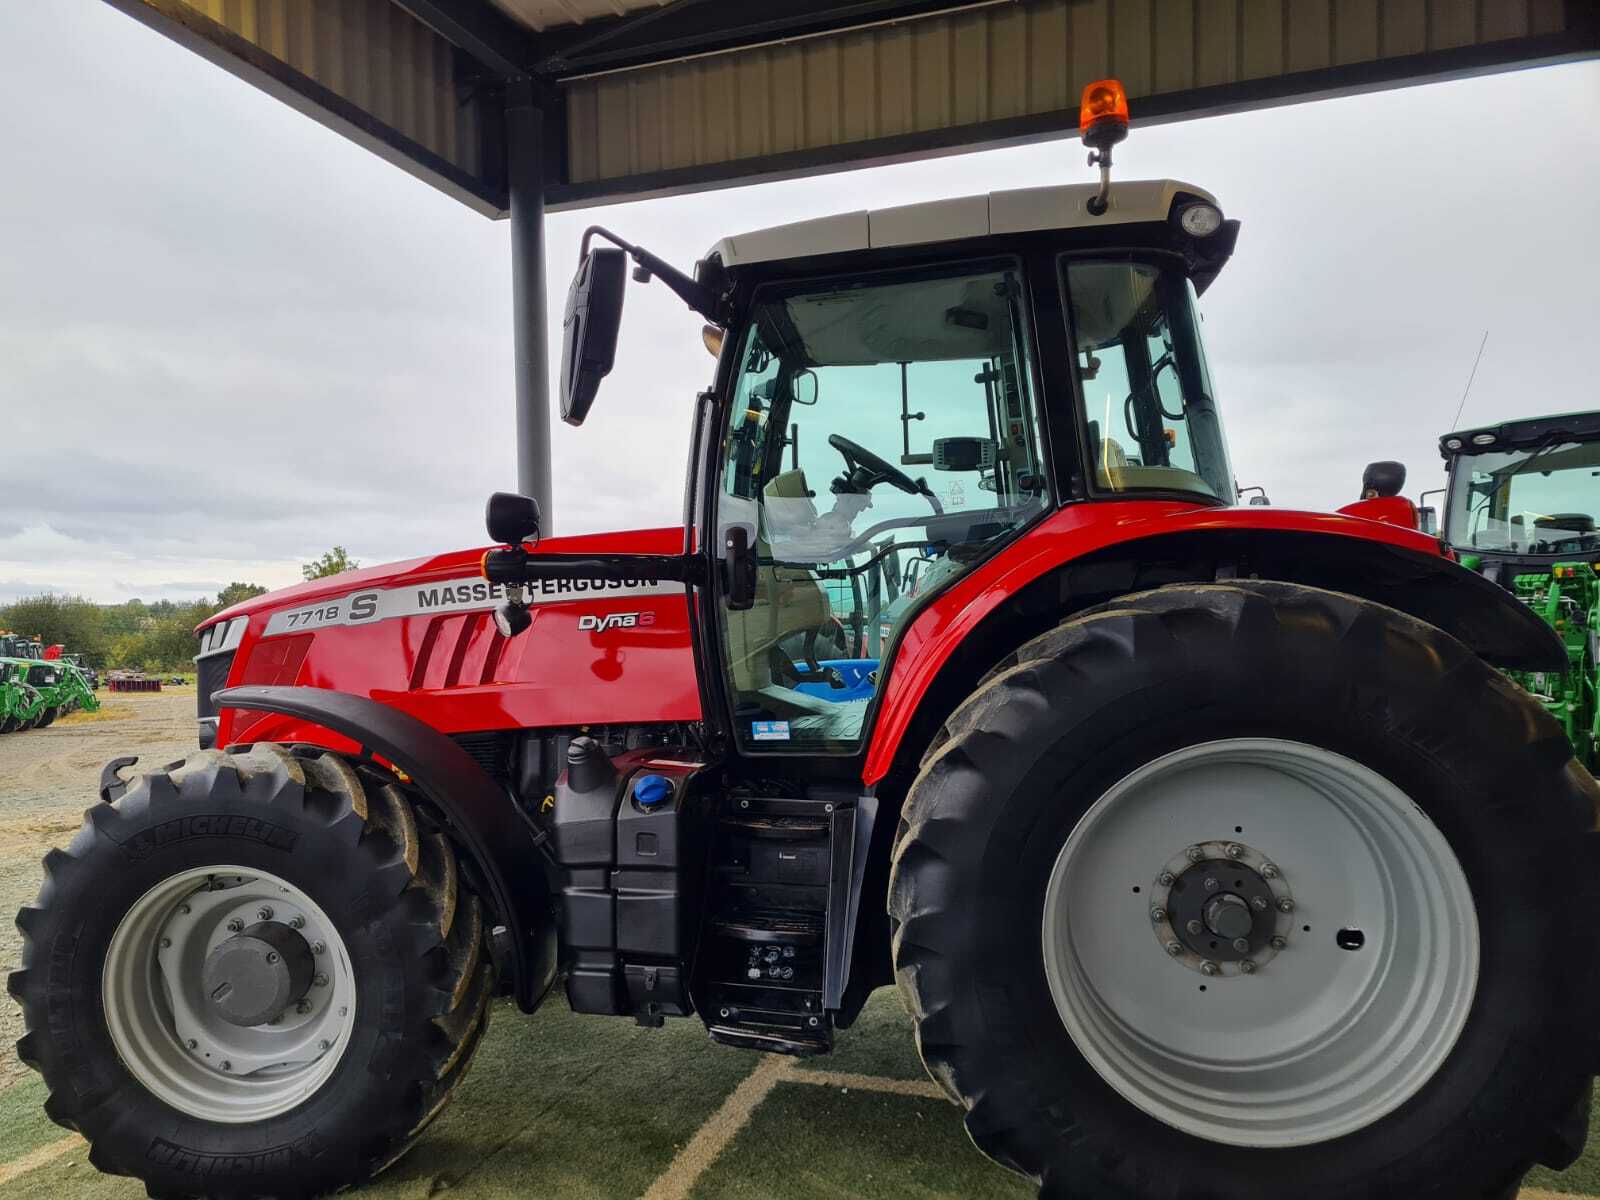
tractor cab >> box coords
[539,76,1239,765]
[695,187,1236,754]
[1440,410,1600,587]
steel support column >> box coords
[507,80,551,528]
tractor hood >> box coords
[200,526,699,748]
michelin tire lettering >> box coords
[263,576,679,637]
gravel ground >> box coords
[0,688,196,1090]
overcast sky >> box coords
[3,3,1598,605]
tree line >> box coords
[0,548,360,671]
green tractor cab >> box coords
[1438,410,1600,767]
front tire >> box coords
[889,582,1600,1200]
[9,743,493,1199]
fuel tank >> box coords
[201,527,700,749]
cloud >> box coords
[3,2,1599,603]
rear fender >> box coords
[215,684,557,1012]
[865,517,1565,786]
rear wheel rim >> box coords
[103,865,357,1123]
[1041,737,1479,1148]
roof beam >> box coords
[390,0,537,78]
[535,0,1004,77]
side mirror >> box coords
[485,491,542,545]
[559,247,627,427]
[792,369,819,406]
[1361,460,1407,499]
[1418,506,1438,536]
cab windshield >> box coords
[717,258,1049,753]
[1062,257,1234,503]
[1446,440,1600,556]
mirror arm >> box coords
[582,225,723,324]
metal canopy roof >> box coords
[105,0,1598,218]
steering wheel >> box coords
[829,434,924,497]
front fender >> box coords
[215,684,556,1012]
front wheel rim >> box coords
[1041,738,1479,1148]
[103,865,358,1123]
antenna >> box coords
[1449,330,1489,430]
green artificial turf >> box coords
[4,995,1600,1199]
[691,1082,1028,1200]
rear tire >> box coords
[9,743,493,1199]
[889,581,1600,1200]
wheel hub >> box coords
[1042,739,1480,1148]
[1149,839,1294,976]
[103,867,358,1123]
[201,921,314,1028]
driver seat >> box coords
[724,469,833,700]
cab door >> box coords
[709,257,1054,756]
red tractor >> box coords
[12,84,1597,1200]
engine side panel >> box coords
[206,527,701,747]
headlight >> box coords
[1176,202,1224,238]
[1444,437,1464,450]
[1470,432,1496,446]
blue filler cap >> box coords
[634,774,673,809]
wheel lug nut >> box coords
[313,973,329,988]
[1232,937,1250,953]
[1149,907,1166,923]
[1225,843,1244,859]
[1199,960,1219,976]
[1277,898,1295,913]
[1186,919,1203,935]
[1186,846,1204,863]
[1251,896,1269,911]
[318,1039,331,1052]
[1157,871,1175,887]
[1239,959,1257,974]
[159,937,172,949]
[296,1000,312,1014]
[220,1060,233,1072]
[257,906,273,921]
[265,952,279,964]
[312,941,326,956]
[1270,935,1287,950]
[186,1039,198,1050]
[1165,941,1183,957]
[178,904,191,915]
[1261,863,1280,880]
[227,919,244,933]
[1203,877,1219,892]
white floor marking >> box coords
[0,1135,83,1186]
[640,1054,796,1200]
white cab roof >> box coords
[709,179,1216,269]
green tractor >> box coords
[0,634,67,730]
[51,655,100,716]
[1434,410,1600,769]
[0,662,44,733]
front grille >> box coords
[195,650,236,721]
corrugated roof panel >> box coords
[112,0,494,206]
[559,0,1577,196]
